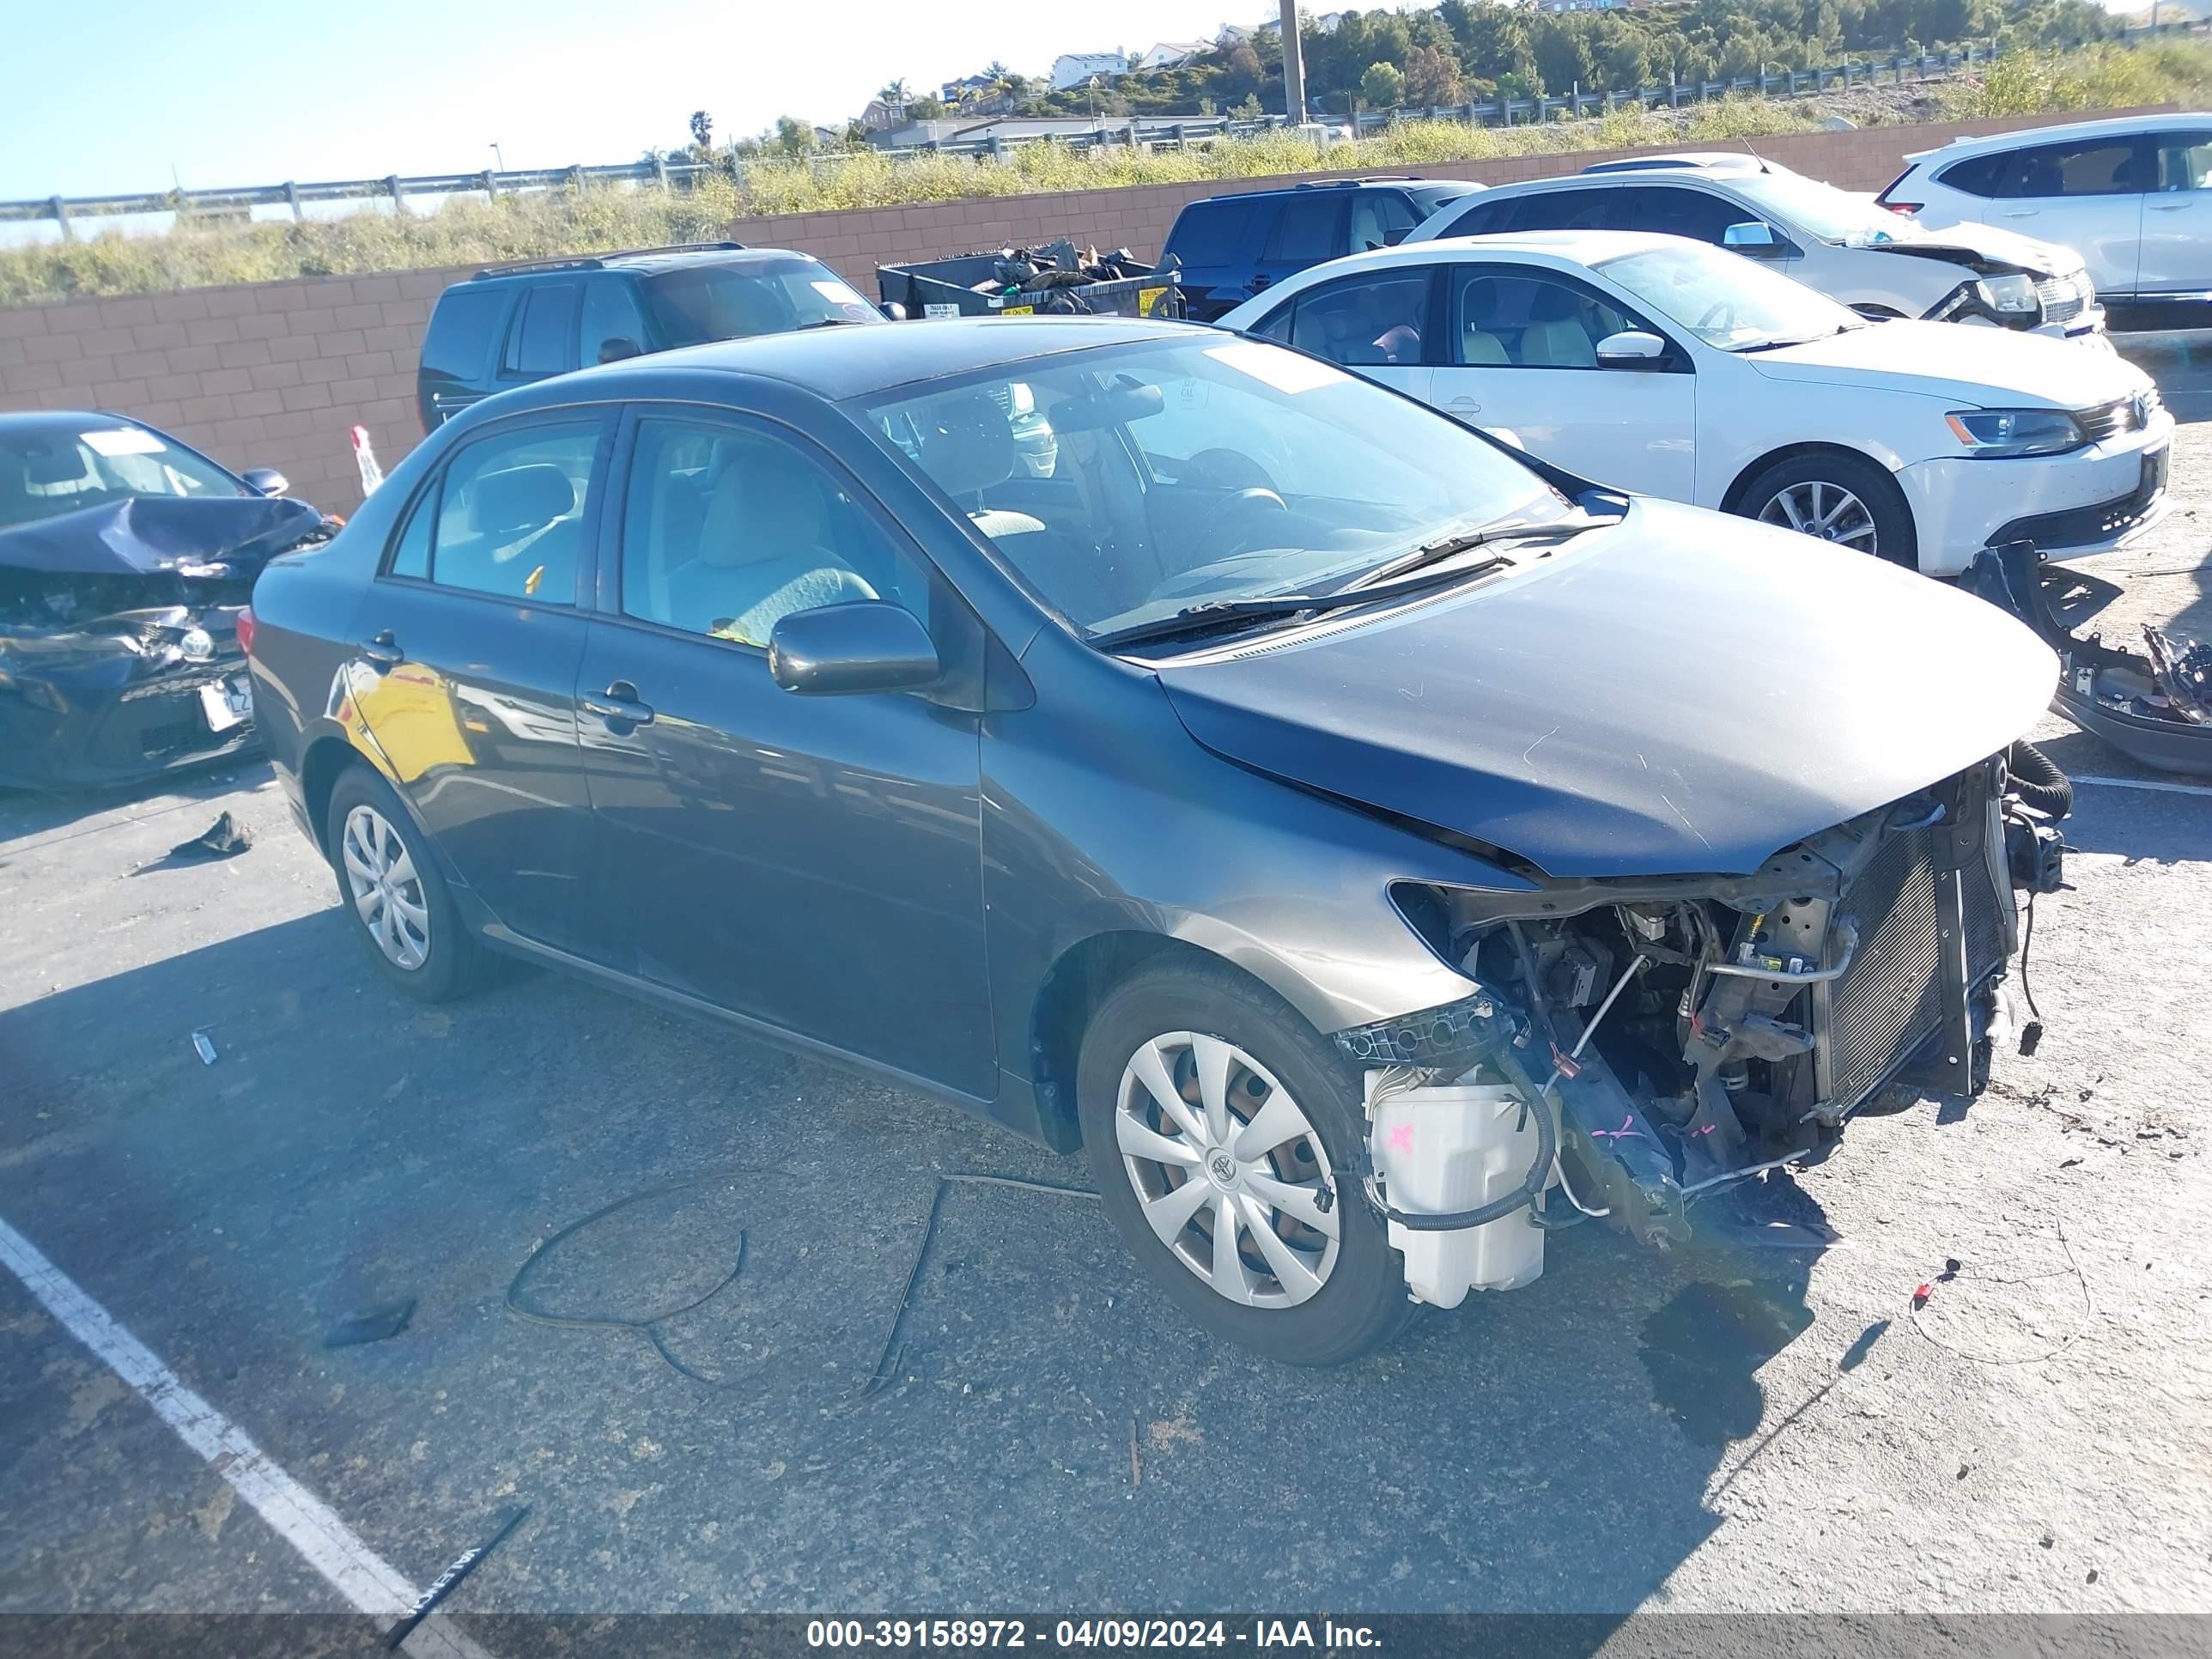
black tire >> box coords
[1076,958,1415,1365]
[324,764,491,1003]
[1733,449,1919,571]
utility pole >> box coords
[1279,0,1307,126]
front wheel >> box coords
[1735,450,1918,570]
[1076,960,1414,1365]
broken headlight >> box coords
[1975,272,2041,317]
[1945,408,2084,459]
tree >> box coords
[688,110,714,155]
[1404,43,1465,105]
[774,114,817,155]
[1361,59,1407,108]
[1533,17,1595,94]
[877,78,911,104]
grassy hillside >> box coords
[3,39,2206,307]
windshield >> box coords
[858,337,1561,640]
[0,421,244,530]
[1598,241,1865,351]
[645,258,880,347]
[1730,171,1926,247]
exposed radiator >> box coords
[1828,826,2007,1109]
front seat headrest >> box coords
[918,392,1018,501]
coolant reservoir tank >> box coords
[1366,1072,1545,1307]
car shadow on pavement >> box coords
[0,906,1843,1621]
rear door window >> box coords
[390,422,602,604]
[1264,193,1346,264]
[1348,191,1420,252]
[2153,130,2212,191]
[501,283,582,377]
[1285,272,1434,366]
[1501,187,1620,233]
[1994,137,2149,198]
[1164,197,1265,268]
[419,288,507,384]
[1934,152,2007,198]
[1429,194,1522,238]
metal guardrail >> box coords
[6,21,2203,236]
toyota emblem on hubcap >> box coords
[1209,1152,1238,1186]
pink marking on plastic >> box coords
[1387,1122,1415,1155]
[1689,1122,1716,1138]
[1591,1115,1648,1145]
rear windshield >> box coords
[642,258,878,347]
[0,422,241,529]
[420,288,508,381]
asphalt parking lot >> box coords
[2,335,2209,1636]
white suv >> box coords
[1408,154,2106,343]
[1878,113,2212,312]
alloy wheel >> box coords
[1758,479,1879,555]
[340,804,430,971]
[1114,1031,1340,1308]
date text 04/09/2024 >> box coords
[803,1620,1383,1650]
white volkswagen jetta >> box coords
[1217,231,2170,575]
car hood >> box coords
[1746,319,2148,407]
[1856,217,2081,277]
[1153,499,2057,878]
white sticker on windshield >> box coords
[81,428,166,457]
[811,278,866,307]
[1203,341,1349,394]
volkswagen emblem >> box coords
[2133,392,2150,429]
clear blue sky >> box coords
[0,0,1264,198]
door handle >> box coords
[2148,200,2193,211]
[1247,274,1272,291]
[1448,397,1482,411]
[2000,209,2039,218]
[357,631,403,669]
[582,680,654,727]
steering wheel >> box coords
[1194,486,1289,556]
[1697,300,1737,334]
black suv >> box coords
[1161,178,1479,321]
[415,243,884,430]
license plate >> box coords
[199,673,252,733]
[2143,444,2171,496]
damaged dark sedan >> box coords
[243,319,2067,1364]
[0,412,329,790]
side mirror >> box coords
[240,467,289,497]
[880,301,908,321]
[596,337,643,364]
[769,601,941,697]
[1382,227,1413,246]
[1723,220,1786,257]
[1595,330,1668,371]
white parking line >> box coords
[0,1212,495,1658]
[2072,773,2212,799]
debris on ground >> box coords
[190,1030,217,1066]
[167,811,252,861]
[384,1505,528,1650]
[323,1298,416,1349]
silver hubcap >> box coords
[1115,1032,1340,1309]
[1759,479,1879,554]
[340,805,430,970]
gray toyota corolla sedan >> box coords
[245,318,2064,1364]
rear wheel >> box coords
[325,765,490,1003]
[1076,960,1414,1365]
[1735,450,1918,570]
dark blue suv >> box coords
[1161,177,1479,321]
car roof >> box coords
[1282,228,1684,277]
[1908,111,2212,163]
[1184,176,1439,206]
[0,409,143,431]
[1578,150,1771,175]
[519,316,1210,405]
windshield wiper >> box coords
[1091,556,1519,653]
[794,317,866,331]
[1339,517,1596,592]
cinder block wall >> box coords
[0,109,2156,514]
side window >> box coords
[1164,198,1261,267]
[1935,153,2006,199]
[1434,195,1521,238]
[2154,131,2212,191]
[389,489,432,579]
[1264,194,1344,263]
[419,289,507,383]
[1286,273,1432,367]
[1609,185,1748,244]
[501,283,581,376]
[1349,192,1419,252]
[1998,138,2148,198]
[1450,270,1636,370]
[579,279,653,365]
[1249,302,1296,343]
[620,419,921,648]
[410,423,599,602]
[1506,188,1617,233]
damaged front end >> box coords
[1337,754,2064,1306]
[0,496,327,789]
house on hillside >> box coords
[860,96,908,131]
[1049,50,1129,90]
[1130,41,1214,73]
